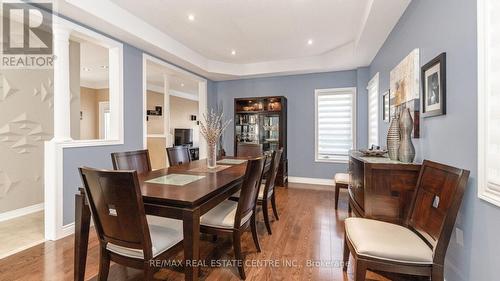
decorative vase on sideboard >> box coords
[398,108,416,163]
[387,114,401,160]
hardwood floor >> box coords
[0,211,44,259]
[0,184,395,281]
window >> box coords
[478,0,500,206]
[315,88,356,163]
[367,73,379,147]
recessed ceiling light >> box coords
[82,67,91,72]
[181,83,185,87]
[307,39,313,45]
[231,50,236,56]
[100,65,108,69]
[188,14,195,21]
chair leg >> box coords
[97,247,110,281]
[348,202,352,215]
[262,200,272,235]
[431,265,444,281]
[233,231,246,280]
[354,260,367,281]
[270,193,279,220]
[342,235,349,271]
[335,184,340,210]
[250,213,261,252]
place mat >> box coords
[216,159,247,165]
[145,174,205,186]
[188,165,231,173]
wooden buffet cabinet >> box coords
[348,151,421,224]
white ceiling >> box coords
[57,0,411,80]
[147,60,199,96]
[110,0,366,64]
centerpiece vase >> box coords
[207,142,217,169]
[398,108,415,163]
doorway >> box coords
[143,55,207,169]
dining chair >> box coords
[166,146,191,166]
[78,167,183,281]
[342,160,470,281]
[257,148,283,234]
[199,157,266,280]
[333,172,349,210]
[236,143,263,157]
[111,149,152,174]
[231,149,283,235]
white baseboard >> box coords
[288,177,334,190]
[0,203,44,223]
[60,222,75,239]
[59,219,95,240]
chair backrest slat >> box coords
[167,146,191,166]
[406,160,469,263]
[79,167,152,255]
[111,149,152,174]
[234,157,266,227]
[237,143,263,157]
[262,148,283,198]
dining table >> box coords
[73,157,269,281]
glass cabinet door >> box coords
[260,115,280,155]
[235,113,259,144]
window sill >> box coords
[315,158,348,164]
[478,185,500,207]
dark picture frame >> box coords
[421,52,446,117]
[382,90,390,122]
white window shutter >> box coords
[478,0,500,206]
[315,88,356,162]
[367,73,379,147]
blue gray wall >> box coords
[213,70,369,179]
[63,44,144,225]
[369,0,497,280]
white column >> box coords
[52,25,72,141]
[163,74,171,146]
[198,81,208,159]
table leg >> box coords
[74,192,91,281]
[183,208,200,281]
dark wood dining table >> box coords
[74,157,267,281]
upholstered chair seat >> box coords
[232,184,270,200]
[334,173,350,185]
[200,200,252,229]
[107,216,183,259]
[345,217,433,264]
[334,172,350,210]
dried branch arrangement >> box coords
[200,109,231,145]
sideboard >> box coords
[348,151,422,224]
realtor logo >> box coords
[1,1,53,68]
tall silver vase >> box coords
[386,114,400,160]
[398,108,415,163]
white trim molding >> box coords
[0,203,44,223]
[288,177,335,190]
[45,15,124,241]
[477,0,500,207]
